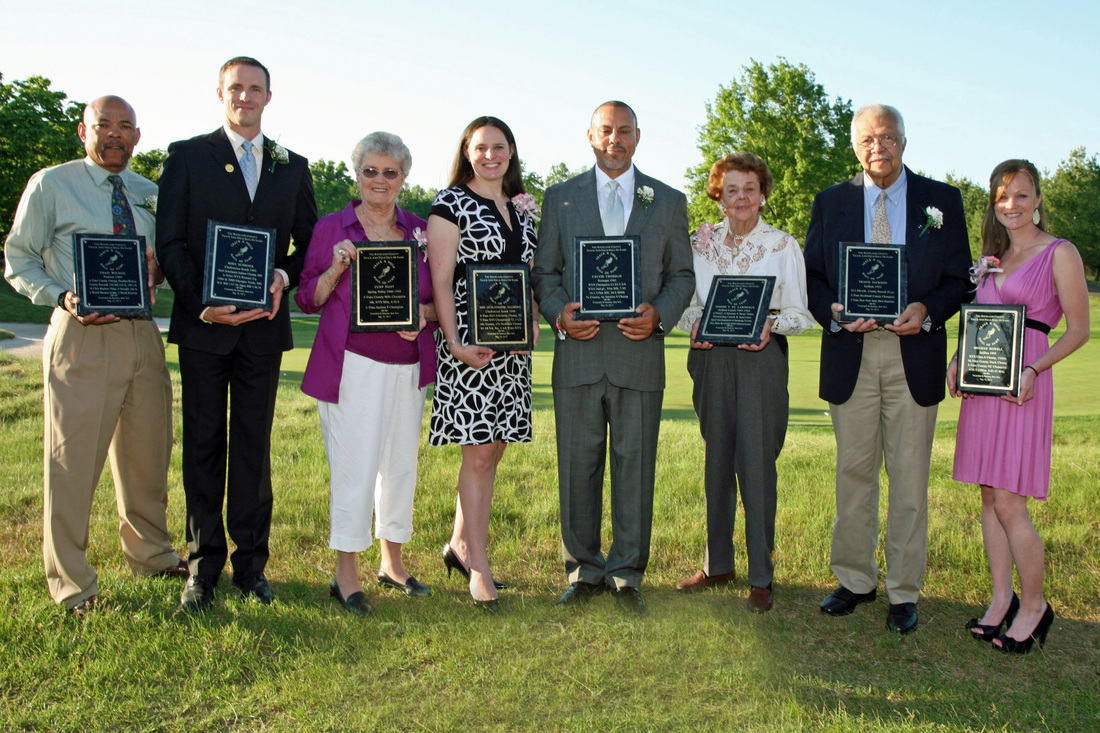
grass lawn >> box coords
[1,300,1098,731]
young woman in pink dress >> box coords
[948,159,1090,653]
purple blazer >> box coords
[297,202,436,402]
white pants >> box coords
[318,352,426,552]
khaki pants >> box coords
[42,309,179,608]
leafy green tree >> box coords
[545,162,589,187]
[521,161,545,206]
[397,184,437,220]
[0,73,84,243]
[310,159,358,218]
[1044,147,1100,280]
[129,148,167,184]
[945,173,987,260]
[686,58,858,240]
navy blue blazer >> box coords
[803,167,972,407]
[156,128,317,355]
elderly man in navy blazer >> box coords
[156,56,316,612]
[804,104,971,634]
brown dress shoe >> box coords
[676,570,736,592]
[70,596,96,617]
[748,584,774,613]
[155,559,190,579]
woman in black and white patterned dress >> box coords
[426,116,538,611]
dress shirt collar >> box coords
[82,157,132,189]
[862,166,907,205]
[594,164,636,223]
[223,124,265,160]
[862,166,908,243]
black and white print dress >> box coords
[428,185,538,445]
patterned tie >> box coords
[602,180,624,236]
[871,190,892,243]
[108,174,136,236]
[241,140,258,200]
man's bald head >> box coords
[78,96,140,174]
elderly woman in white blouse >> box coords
[675,152,814,613]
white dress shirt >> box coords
[594,164,636,227]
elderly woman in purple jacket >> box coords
[296,132,436,616]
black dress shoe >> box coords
[820,586,877,616]
[554,581,604,607]
[441,544,506,590]
[886,602,919,634]
[614,587,646,614]
[331,579,373,616]
[377,572,432,599]
[232,571,273,605]
[966,592,1020,642]
[180,575,217,613]
[994,603,1055,654]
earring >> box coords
[1032,209,1041,225]
[760,196,766,207]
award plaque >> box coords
[838,242,907,322]
[71,234,151,318]
[696,275,776,345]
[349,241,418,333]
[574,236,641,320]
[957,303,1027,396]
[465,263,532,351]
[203,221,276,311]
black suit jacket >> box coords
[803,167,972,407]
[156,128,316,355]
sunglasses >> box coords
[359,167,402,180]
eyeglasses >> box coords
[856,134,901,150]
[359,167,401,180]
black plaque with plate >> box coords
[71,233,151,318]
[696,275,776,345]
[465,263,532,351]
[957,303,1026,397]
[349,241,418,333]
[203,221,276,311]
[838,242,907,322]
[574,235,641,320]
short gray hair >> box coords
[351,131,412,176]
[850,104,906,147]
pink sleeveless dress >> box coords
[952,240,1067,500]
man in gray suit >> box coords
[532,101,694,612]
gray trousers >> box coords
[688,336,788,588]
[554,377,662,589]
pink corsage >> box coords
[412,227,428,260]
[692,222,717,255]
[511,193,541,221]
[969,255,1002,285]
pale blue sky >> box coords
[4,0,1097,204]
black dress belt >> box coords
[1025,318,1050,334]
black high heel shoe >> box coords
[995,603,1055,654]
[965,592,1020,642]
[442,544,506,590]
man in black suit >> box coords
[804,104,971,633]
[156,56,316,612]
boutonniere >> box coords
[136,194,157,215]
[412,227,428,260]
[918,205,943,237]
[636,185,655,212]
[264,140,290,173]
[511,193,541,221]
[691,221,717,255]
[969,255,1002,286]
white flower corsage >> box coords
[636,185,654,212]
[137,194,157,215]
[918,205,943,237]
[265,140,290,172]
[412,227,428,259]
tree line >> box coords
[1,66,1097,279]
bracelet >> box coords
[1024,364,1039,376]
[447,336,461,350]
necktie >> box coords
[871,190,892,243]
[108,175,136,236]
[241,140,258,200]
[602,180,624,236]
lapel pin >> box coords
[225,163,235,173]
